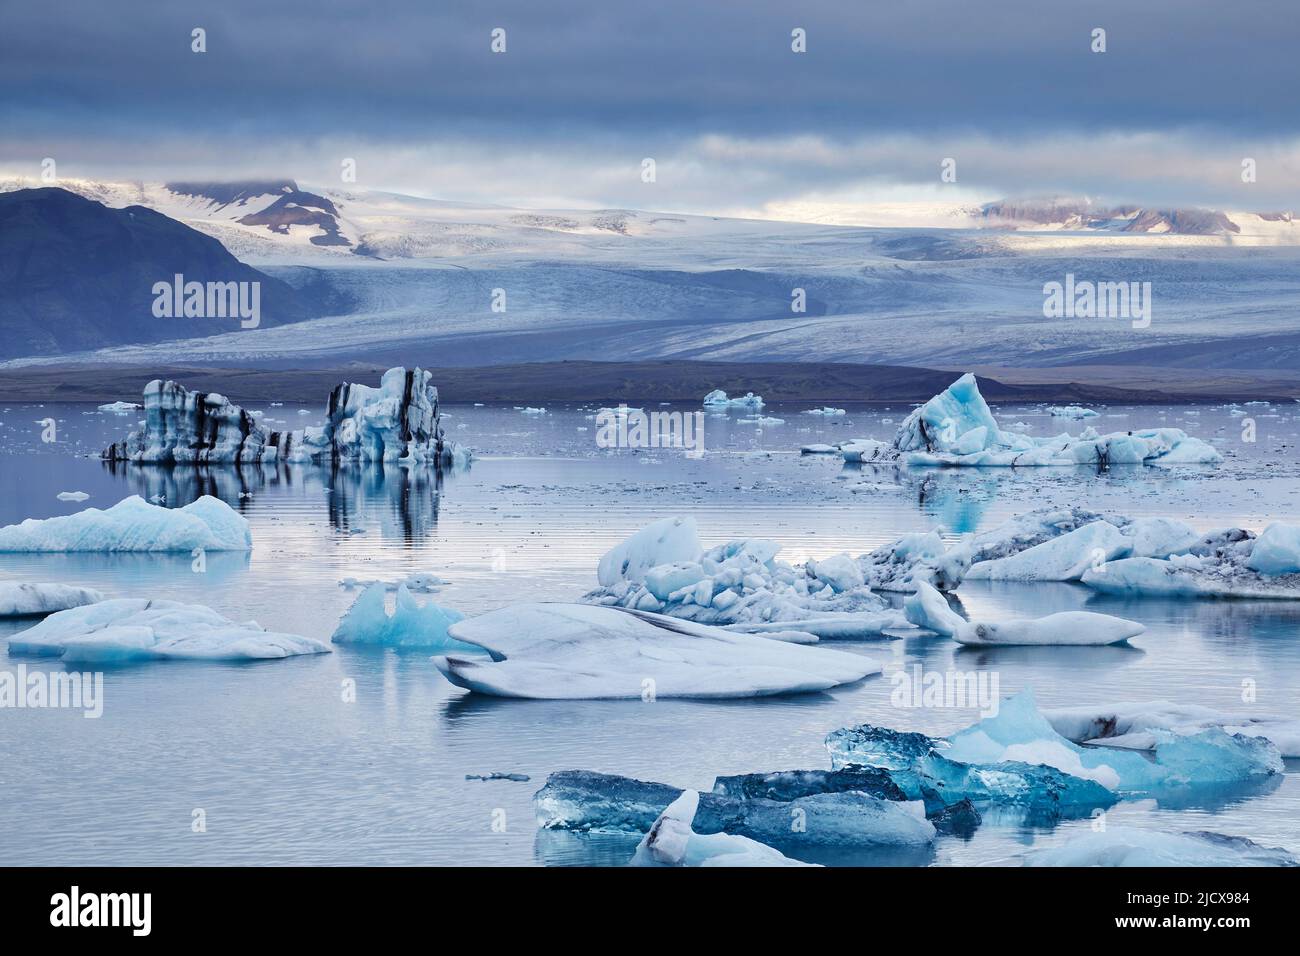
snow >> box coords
[0,495,251,552]
[630,791,814,867]
[586,520,907,636]
[1044,701,1300,758]
[703,389,764,409]
[433,603,879,699]
[883,374,1221,467]
[0,582,105,617]
[1024,828,1297,867]
[331,583,479,651]
[7,599,331,662]
[596,516,702,586]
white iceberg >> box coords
[56,491,90,502]
[1024,828,1297,867]
[1245,523,1300,575]
[884,374,1220,467]
[8,599,331,662]
[1047,405,1099,419]
[433,603,879,699]
[331,583,479,651]
[97,401,141,413]
[0,495,250,552]
[904,582,1143,645]
[1044,701,1300,758]
[586,521,906,637]
[630,791,814,867]
[703,389,764,409]
[802,407,846,417]
[0,582,105,617]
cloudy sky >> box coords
[3,0,1298,216]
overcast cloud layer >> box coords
[3,0,1298,213]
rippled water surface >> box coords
[1,399,1297,865]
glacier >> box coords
[1024,828,1298,867]
[630,790,815,867]
[331,583,479,651]
[534,769,935,846]
[0,582,105,617]
[7,599,331,662]
[0,495,250,552]
[432,603,879,699]
[101,366,468,467]
[873,374,1221,468]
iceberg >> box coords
[826,690,1282,819]
[56,491,90,502]
[7,599,331,662]
[433,603,879,699]
[97,400,140,413]
[1024,828,1298,867]
[331,583,479,651]
[1044,701,1300,759]
[703,389,764,409]
[0,582,105,617]
[630,791,815,867]
[534,769,935,846]
[880,374,1220,467]
[585,519,908,636]
[802,407,846,417]
[101,367,468,467]
[902,581,1144,645]
[1244,523,1300,575]
[1047,405,1099,419]
[0,495,250,552]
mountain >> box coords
[0,188,325,360]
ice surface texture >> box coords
[101,367,468,466]
[904,581,1143,645]
[331,583,478,652]
[433,603,878,699]
[703,389,764,409]
[0,582,105,616]
[8,598,331,662]
[630,791,815,867]
[1044,701,1300,759]
[1025,828,1297,867]
[0,495,250,552]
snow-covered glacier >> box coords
[7,599,331,662]
[859,373,1221,467]
[0,495,250,552]
[432,602,879,699]
[102,367,468,466]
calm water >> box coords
[1,399,1298,866]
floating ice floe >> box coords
[56,491,90,502]
[97,401,141,413]
[1024,828,1297,867]
[432,603,879,699]
[0,582,105,617]
[703,389,764,410]
[630,791,815,867]
[1044,701,1300,758]
[0,495,250,552]
[1047,405,1099,419]
[802,407,846,417]
[826,690,1282,822]
[585,518,908,637]
[338,572,446,593]
[865,373,1220,467]
[738,416,784,426]
[8,599,331,662]
[534,769,935,846]
[102,367,469,467]
[902,580,1144,646]
[331,583,479,652]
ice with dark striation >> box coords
[630,791,814,867]
[102,367,469,467]
[533,769,935,846]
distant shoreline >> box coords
[0,359,1294,405]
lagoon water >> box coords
[1,399,1298,865]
